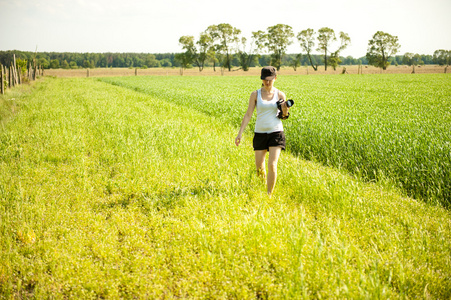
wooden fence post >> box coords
[17,66,21,85]
[1,64,4,95]
[4,66,7,90]
[135,68,137,76]
[13,65,16,87]
[9,66,13,87]
[10,66,14,87]
[87,69,90,77]
[12,55,16,85]
[13,54,19,85]
[14,66,18,85]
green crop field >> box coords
[100,74,451,205]
[0,75,450,298]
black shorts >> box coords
[253,131,286,151]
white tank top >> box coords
[254,88,283,133]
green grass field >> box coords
[0,76,450,298]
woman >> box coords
[235,66,290,195]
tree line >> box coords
[177,24,450,72]
[1,29,449,72]
[0,51,176,70]
[0,50,368,70]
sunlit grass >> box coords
[99,74,451,205]
[0,77,450,298]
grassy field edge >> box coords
[0,77,450,298]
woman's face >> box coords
[262,78,276,89]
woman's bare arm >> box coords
[235,91,257,146]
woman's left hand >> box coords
[281,100,289,117]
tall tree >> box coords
[207,24,241,71]
[327,55,342,71]
[174,52,191,75]
[195,33,211,71]
[338,32,351,52]
[317,27,336,71]
[329,32,351,70]
[258,24,294,71]
[235,36,251,71]
[207,45,220,72]
[433,49,450,73]
[252,30,266,52]
[179,34,210,72]
[178,36,197,70]
[288,54,302,71]
[366,31,400,70]
[205,26,219,71]
[177,36,197,74]
[297,28,318,71]
[235,31,262,71]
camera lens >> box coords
[286,99,294,107]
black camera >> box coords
[277,99,294,119]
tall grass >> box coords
[0,77,450,298]
[99,74,451,205]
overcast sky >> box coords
[1,0,450,58]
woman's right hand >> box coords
[235,91,257,147]
[235,135,241,146]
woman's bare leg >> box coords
[254,150,267,181]
[267,147,282,195]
